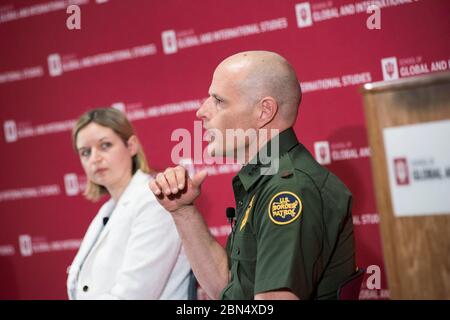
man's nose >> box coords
[196,98,210,120]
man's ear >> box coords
[257,97,278,128]
[127,135,139,156]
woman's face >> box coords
[76,122,136,190]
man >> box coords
[149,51,356,300]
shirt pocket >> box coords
[231,233,257,262]
[228,232,257,299]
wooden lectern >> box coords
[361,71,450,299]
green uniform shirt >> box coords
[220,128,356,300]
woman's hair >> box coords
[72,108,150,202]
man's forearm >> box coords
[171,205,229,299]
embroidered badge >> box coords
[240,195,255,231]
[268,191,302,225]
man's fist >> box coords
[149,166,208,213]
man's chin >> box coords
[206,143,220,158]
[206,141,244,161]
[208,142,235,161]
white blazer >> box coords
[67,170,191,300]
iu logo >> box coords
[161,30,178,55]
[47,53,63,77]
[111,102,126,113]
[64,173,79,196]
[295,2,313,28]
[19,235,33,257]
[381,57,399,81]
[393,158,410,186]
[314,141,331,165]
[4,120,17,143]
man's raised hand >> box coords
[149,166,208,213]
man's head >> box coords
[196,50,302,159]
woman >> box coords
[67,108,190,299]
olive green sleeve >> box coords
[252,174,325,299]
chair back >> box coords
[187,270,198,300]
[337,268,365,300]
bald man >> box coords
[150,51,356,300]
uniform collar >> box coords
[237,127,299,192]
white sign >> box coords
[383,120,450,217]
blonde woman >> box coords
[67,108,190,299]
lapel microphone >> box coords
[226,207,236,224]
[102,217,109,226]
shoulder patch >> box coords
[268,191,302,225]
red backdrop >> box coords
[0,0,449,299]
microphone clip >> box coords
[226,207,236,225]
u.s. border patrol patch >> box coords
[268,191,302,225]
